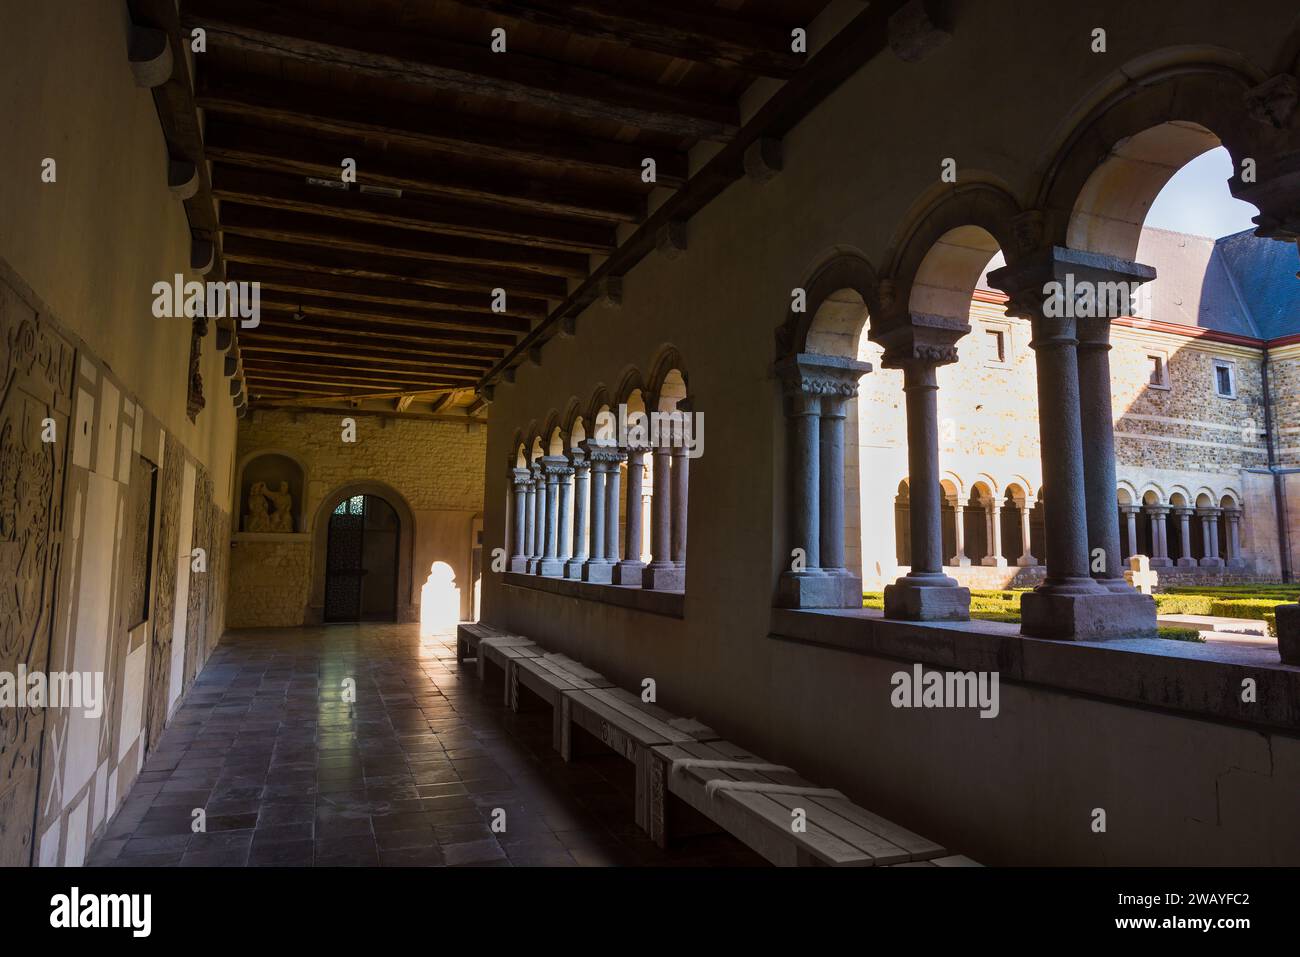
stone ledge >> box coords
[769,607,1300,732]
[503,572,685,619]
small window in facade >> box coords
[1212,359,1236,398]
[1147,354,1169,389]
[985,328,1007,364]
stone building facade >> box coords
[852,227,1300,589]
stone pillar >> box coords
[1225,508,1246,568]
[982,502,1007,567]
[605,449,625,571]
[1198,508,1224,567]
[1173,507,1196,567]
[539,456,570,577]
[642,445,681,590]
[565,451,590,579]
[529,463,548,574]
[774,353,870,608]
[1121,506,1140,559]
[989,245,1156,640]
[614,447,647,585]
[524,465,538,573]
[671,446,689,567]
[1016,497,1037,566]
[509,467,531,573]
[879,342,969,621]
[947,498,970,567]
[582,446,613,583]
[1077,321,1132,591]
[1144,505,1171,568]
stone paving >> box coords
[87,623,764,867]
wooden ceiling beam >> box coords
[212,166,615,254]
[460,0,804,78]
[222,234,569,299]
[256,292,529,336]
[220,204,589,279]
[226,263,548,320]
[196,73,689,187]
[248,325,506,362]
[182,0,739,140]
[241,342,492,374]
[241,362,469,389]
[206,119,644,223]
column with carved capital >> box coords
[528,462,547,574]
[989,246,1155,639]
[671,446,689,569]
[524,465,538,573]
[565,450,590,579]
[1016,496,1037,566]
[540,455,571,577]
[982,500,1006,567]
[1173,507,1196,567]
[875,322,969,621]
[1198,508,1224,567]
[510,467,531,573]
[774,354,871,608]
[615,445,647,585]
[948,496,970,567]
[642,445,681,590]
[604,448,626,574]
[1145,505,1171,568]
[581,444,615,583]
[1224,508,1246,568]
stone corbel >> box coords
[774,352,873,401]
[875,313,967,371]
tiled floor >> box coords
[88,623,765,867]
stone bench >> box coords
[647,738,956,866]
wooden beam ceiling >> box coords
[180,0,835,404]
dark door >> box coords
[324,494,399,622]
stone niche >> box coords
[238,452,305,534]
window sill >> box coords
[503,571,685,618]
[769,607,1299,732]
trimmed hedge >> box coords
[1157,626,1204,643]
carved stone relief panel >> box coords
[145,431,183,751]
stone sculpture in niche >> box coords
[245,481,272,532]
[268,481,294,532]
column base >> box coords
[1020,591,1156,641]
[883,575,970,621]
[539,558,566,578]
[1016,555,1038,567]
[949,556,971,568]
[1227,558,1248,570]
[509,557,530,573]
[613,560,645,586]
[526,559,541,574]
[1175,557,1198,568]
[777,570,861,609]
[980,556,1009,568]
[1198,557,1225,568]
[1149,557,1172,568]
[1096,576,1136,594]
[1276,604,1299,665]
[642,562,684,591]
[582,561,614,584]
[564,559,587,580]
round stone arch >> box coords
[776,248,882,360]
[646,345,690,408]
[585,384,614,443]
[306,479,418,625]
[560,396,584,443]
[1033,57,1293,258]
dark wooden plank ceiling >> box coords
[181,0,833,411]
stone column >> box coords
[529,462,547,574]
[1198,508,1224,567]
[1173,507,1196,567]
[947,498,970,567]
[604,449,625,571]
[1016,497,1037,566]
[615,446,647,585]
[540,456,570,577]
[642,445,681,590]
[1077,320,1133,591]
[774,353,870,608]
[1121,506,1140,559]
[671,446,689,568]
[1144,506,1171,568]
[524,465,538,573]
[565,451,590,579]
[510,467,531,572]
[989,246,1156,640]
[1224,508,1246,568]
[581,445,613,583]
[982,502,1006,567]
[878,338,968,621]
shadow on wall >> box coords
[420,561,460,633]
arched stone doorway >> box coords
[308,481,418,625]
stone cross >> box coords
[1124,554,1158,595]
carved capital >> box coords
[774,352,872,398]
[987,246,1155,322]
[876,313,967,370]
[1245,74,1299,130]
